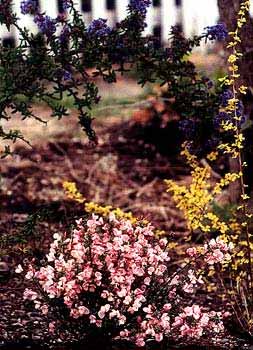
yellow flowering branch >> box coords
[221,0,253,296]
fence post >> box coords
[115,0,129,21]
[161,0,177,44]
[92,0,107,19]
[41,0,58,17]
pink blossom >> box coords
[186,247,197,257]
[163,303,172,311]
[118,315,126,325]
[23,289,38,301]
[70,309,80,319]
[135,335,145,347]
[48,322,56,334]
[89,315,96,324]
[119,329,130,338]
[41,304,49,315]
[25,270,34,280]
[184,305,201,319]
[155,333,163,342]
[78,306,90,316]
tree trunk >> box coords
[217,0,253,200]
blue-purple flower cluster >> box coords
[202,76,214,90]
[34,15,56,38]
[59,25,70,43]
[179,119,198,139]
[20,0,39,15]
[129,0,151,15]
[87,18,111,37]
[62,70,72,81]
[213,110,246,129]
[62,0,71,10]
[204,23,228,41]
[220,89,233,107]
[220,89,243,118]
[213,90,245,129]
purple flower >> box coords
[213,111,231,129]
[59,25,70,43]
[214,107,245,130]
[236,100,243,117]
[87,18,111,37]
[20,0,39,15]
[179,119,197,139]
[202,76,214,89]
[129,0,151,15]
[220,89,233,107]
[62,70,72,81]
[204,23,228,41]
[62,0,71,10]
[219,90,244,118]
[207,80,214,89]
[34,15,56,38]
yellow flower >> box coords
[241,194,250,200]
[239,85,247,94]
[207,151,218,161]
[228,54,237,63]
[63,181,85,203]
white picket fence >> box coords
[0,0,252,48]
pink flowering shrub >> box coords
[18,214,232,347]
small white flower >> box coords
[15,264,23,274]
[228,242,234,250]
[53,233,61,241]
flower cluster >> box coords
[87,18,111,37]
[0,0,231,158]
[166,163,214,234]
[166,143,243,236]
[20,0,39,15]
[129,0,152,15]
[34,14,57,38]
[62,70,72,81]
[204,237,233,265]
[179,119,198,139]
[204,23,228,41]
[62,0,71,10]
[173,305,224,338]
[59,25,70,44]
[213,90,245,131]
[220,89,233,107]
[186,237,233,266]
[19,214,229,346]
